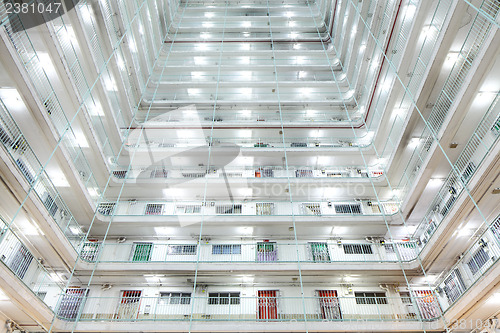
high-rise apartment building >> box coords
[0,0,499,332]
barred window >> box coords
[159,292,191,305]
[168,245,197,255]
[216,204,242,214]
[208,292,240,305]
[212,244,241,255]
[335,203,362,214]
[145,204,164,215]
[343,244,373,254]
[355,292,387,305]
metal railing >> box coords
[125,136,372,149]
[0,99,85,247]
[0,215,63,309]
[414,93,500,247]
[111,165,384,181]
[435,213,500,312]
[96,199,400,218]
[80,240,419,264]
[58,295,441,322]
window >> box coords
[355,292,387,305]
[44,194,58,217]
[302,203,321,215]
[467,246,489,275]
[182,172,205,178]
[168,245,197,255]
[256,203,274,215]
[159,292,191,304]
[212,244,241,255]
[334,203,362,214]
[208,292,240,305]
[256,168,274,178]
[461,162,475,183]
[216,204,242,214]
[150,168,168,178]
[145,203,164,215]
[309,242,330,262]
[343,244,373,255]
[176,205,201,214]
[80,241,100,262]
[16,159,34,184]
[98,203,115,215]
[112,170,127,179]
[296,169,313,178]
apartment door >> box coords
[117,290,142,319]
[316,290,342,320]
[309,242,330,262]
[256,242,277,262]
[57,288,88,320]
[258,290,278,320]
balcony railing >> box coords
[435,213,500,311]
[124,136,372,150]
[0,215,63,308]
[414,93,500,247]
[57,295,441,322]
[96,200,400,218]
[0,99,85,247]
[111,165,384,181]
[80,241,419,264]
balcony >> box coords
[96,199,400,222]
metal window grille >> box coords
[440,195,457,216]
[182,172,205,178]
[461,162,475,182]
[208,292,240,305]
[443,269,466,303]
[343,244,373,255]
[302,203,321,215]
[309,242,330,262]
[145,204,164,215]
[412,290,441,320]
[15,158,34,184]
[7,244,33,279]
[296,169,313,178]
[256,242,277,262]
[334,203,362,214]
[80,241,100,262]
[168,245,197,255]
[467,246,489,275]
[176,205,201,214]
[212,244,241,255]
[44,194,58,217]
[316,290,342,320]
[57,288,88,321]
[354,292,387,305]
[97,203,115,215]
[112,170,127,179]
[291,142,307,147]
[131,243,153,262]
[159,292,191,304]
[256,203,274,215]
[117,290,141,320]
[150,168,168,178]
[256,168,274,178]
[216,204,242,214]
